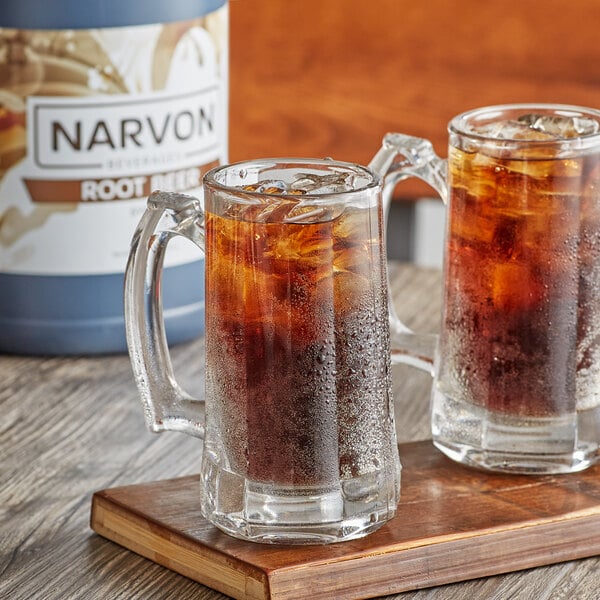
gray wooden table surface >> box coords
[1,263,599,600]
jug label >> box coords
[0,6,228,274]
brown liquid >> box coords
[438,144,600,417]
[204,199,392,485]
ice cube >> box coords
[289,172,353,194]
[241,180,292,194]
[474,119,556,141]
[471,114,600,141]
[517,113,600,139]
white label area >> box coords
[0,7,228,275]
[32,87,220,170]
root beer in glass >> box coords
[124,159,401,544]
[436,106,600,473]
[204,178,394,489]
[377,105,600,473]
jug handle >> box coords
[368,132,449,375]
[124,190,206,438]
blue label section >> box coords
[0,0,227,29]
[0,260,205,355]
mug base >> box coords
[200,461,400,544]
[208,512,390,545]
[431,388,600,474]
[432,439,595,475]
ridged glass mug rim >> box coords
[203,157,380,204]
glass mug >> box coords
[383,103,600,475]
[124,157,415,544]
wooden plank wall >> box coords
[229,0,600,198]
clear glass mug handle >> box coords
[369,132,449,374]
[124,190,207,438]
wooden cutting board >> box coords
[90,441,600,600]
